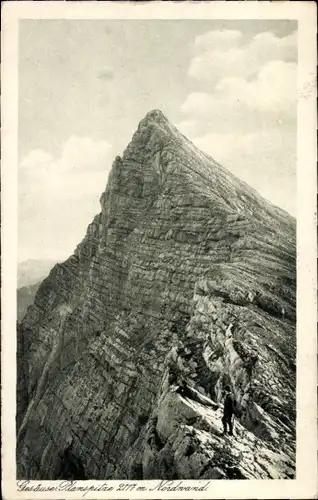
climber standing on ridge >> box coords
[222,385,236,436]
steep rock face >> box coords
[17,110,296,480]
[17,283,41,322]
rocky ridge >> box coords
[17,110,296,479]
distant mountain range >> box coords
[18,259,58,288]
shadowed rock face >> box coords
[17,110,296,479]
[17,283,41,322]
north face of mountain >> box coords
[17,110,296,480]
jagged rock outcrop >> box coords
[17,110,296,480]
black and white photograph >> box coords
[1,2,317,499]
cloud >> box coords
[194,29,243,50]
[181,60,296,134]
[20,149,54,169]
[216,60,296,113]
[19,136,113,260]
[192,125,296,214]
[178,28,297,214]
[193,126,295,173]
[20,135,112,196]
[177,119,205,139]
[60,135,112,172]
[189,29,297,85]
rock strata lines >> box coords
[17,110,296,480]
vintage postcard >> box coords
[1,1,317,499]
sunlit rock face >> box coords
[17,110,296,480]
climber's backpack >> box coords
[232,396,242,418]
[224,392,240,418]
[232,397,238,417]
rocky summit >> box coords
[17,110,296,480]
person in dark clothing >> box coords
[176,379,193,399]
[222,385,235,436]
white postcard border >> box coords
[1,2,317,499]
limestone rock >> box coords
[17,109,296,479]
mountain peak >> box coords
[122,108,181,161]
[129,109,186,154]
[143,109,169,123]
[137,109,175,134]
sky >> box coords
[18,19,297,262]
